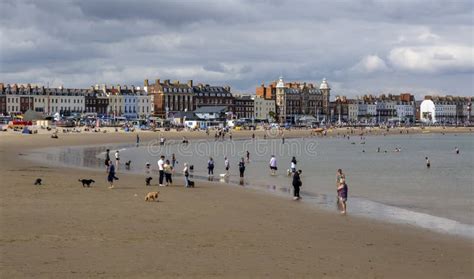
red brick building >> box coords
[145,79,195,117]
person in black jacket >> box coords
[292,170,302,200]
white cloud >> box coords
[388,45,474,73]
[350,55,389,73]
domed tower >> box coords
[320,78,330,119]
[276,76,286,124]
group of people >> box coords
[157,155,176,186]
[103,145,349,214]
[267,155,348,213]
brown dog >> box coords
[145,191,159,202]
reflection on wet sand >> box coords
[26,139,474,239]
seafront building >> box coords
[258,77,330,123]
[233,95,254,119]
[253,96,275,121]
[0,81,472,125]
[344,93,416,124]
[420,96,472,123]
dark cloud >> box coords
[0,0,473,96]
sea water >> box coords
[27,133,474,237]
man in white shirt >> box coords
[269,155,277,175]
[158,155,165,186]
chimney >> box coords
[117,85,121,92]
[164,79,170,85]
[144,79,149,87]
[155,79,160,85]
[224,85,231,92]
[187,80,193,87]
[173,80,180,85]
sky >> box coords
[1,0,473,99]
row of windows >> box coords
[163,87,193,93]
[196,99,232,105]
[235,107,254,111]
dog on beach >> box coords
[188,180,195,187]
[145,177,153,186]
[78,179,95,187]
[125,160,132,169]
[145,191,159,201]
[34,178,42,185]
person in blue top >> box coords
[207,157,215,176]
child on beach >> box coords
[336,169,348,214]
[172,153,177,168]
[425,157,431,168]
[115,150,120,168]
[290,156,297,174]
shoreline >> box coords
[1,131,473,278]
[25,137,474,239]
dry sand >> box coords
[0,130,473,278]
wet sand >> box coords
[1,131,473,278]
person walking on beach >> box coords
[107,160,118,189]
[183,163,190,188]
[164,159,173,186]
[224,156,230,176]
[336,169,348,214]
[269,155,277,175]
[115,150,120,168]
[425,157,431,168]
[238,158,246,180]
[105,149,110,171]
[158,155,165,186]
[172,153,177,168]
[292,170,302,200]
[290,156,297,174]
[207,157,215,177]
[136,134,140,147]
[246,150,250,163]
[455,147,460,154]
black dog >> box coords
[145,177,153,186]
[125,160,132,169]
[189,180,195,187]
[79,179,95,187]
[34,178,42,185]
